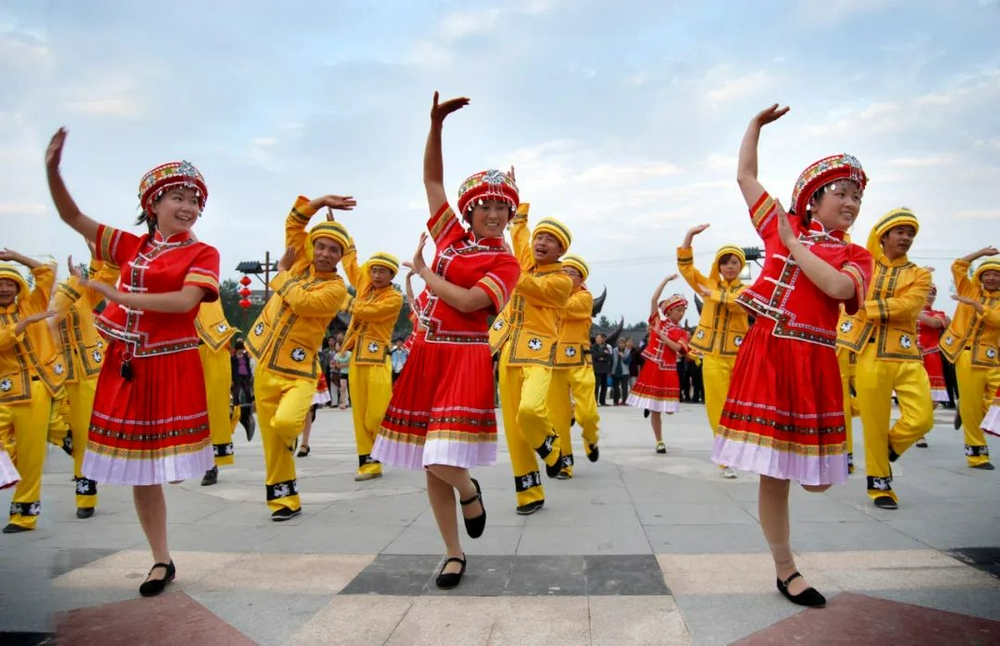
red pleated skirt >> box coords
[372,330,497,469]
[922,352,948,402]
[712,319,848,485]
[627,360,680,413]
[83,340,213,485]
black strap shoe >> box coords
[776,571,826,607]
[76,507,95,519]
[435,555,466,590]
[460,478,486,539]
[139,561,176,597]
[201,466,218,486]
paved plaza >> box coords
[1,403,999,645]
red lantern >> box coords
[239,298,252,309]
[239,287,252,297]
[239,275,251,286]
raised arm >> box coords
[510,204,535,270]
[677,224,711,292]
[45,129,100,242]
[737,105,790,210]
[408,232,492,313]
[0,249,43,271]
[648,275,677,319]
[425,92,470,215]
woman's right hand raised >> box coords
[430,91,470,126]
[46,128,67,171]
[751,104,790,129]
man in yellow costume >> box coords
[547,254,599,479]
[51,250,119,518]
[490,204,572,515]
[340,241,403,481]
[836,209,933,509]
[196,299,241,486]
[248,195,354,521]
[939,247,1000,470]
[677,225,748,479]
[0,251,64,533]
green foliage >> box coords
[220,278,263,334]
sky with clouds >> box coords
[2,0,998,324]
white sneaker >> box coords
[721,467,738,479]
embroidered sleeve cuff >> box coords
[475,274,509,313]
[676,247,694,263]
[750,192,777,235]
[428,203,461,245]
[291,196,317,222]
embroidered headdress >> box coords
[561,254,589,281]
[138,161,207,213]
[659,294,688,313]
[457,169,519,217]
[366,252,400,276]
[973,258,1000,290]
[307,221,351,262]
[790,154,868,218]
[709,245,746,283]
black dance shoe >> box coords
[776,572,826,607]
[76,507,95,519]
[2,523,32,534]
[915,438,928,448]
[139,561,176,597]
[201,466,218,486]
[460,478,486,539]
[435,555,467,590]
[61,431,74,457]
[586,443,599,463]
[271,507,302,521]
[516,499,544,516]
[972,462,995,470]
[873,495,898,510]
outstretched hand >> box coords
[430,91,470,126]
[402,232,429,276]
[0,248,19,262]
[14,309,57,334]
[67,255,84,280]
[662,274,679,283]
[687,223,710,237]
[46,128,67,171]
[318,195,356,211]
[79,279,122,305]
[751,104,790,128]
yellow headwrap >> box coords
[0,263,28,295]
[866,208,919,260]
[306,221,351,262]
[366,252,400,277]
[974,258,1000,290]
[561,254,589,281]
[708,245,746,283]
[533,217,572,254]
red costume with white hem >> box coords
[712,192,873,486]
[917,306,950,402]
[84,224,220,485]
[626,312,688,413]
[371,204,520,469]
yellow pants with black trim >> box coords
[47,388,70,448]
[499,348,560,508]
[837,348,859,472]
[856,343,934,502]
[955,350,1000,467]
[549,366,599,477]
[199,345,235,467]
[65,378,98,509]
[254,368,313,513]
[349,358,393,476]
[1,381,52,529]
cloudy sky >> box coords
[2,0,997,323]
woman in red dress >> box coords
[46,129,220,598]
[371,93,520,590]
[711,106,874,607]
[626,284,689,454]
[915,286,950,447]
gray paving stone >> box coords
[504,555,587,596]
[188,589,333,646]
[671,592,804,645]
[340,554,440,595]
[583,554,670,595]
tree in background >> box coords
[220,278,264,335]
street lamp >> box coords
[236,253,277,302]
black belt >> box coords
[31,375,40,381]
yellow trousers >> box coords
[255,368,313,513]
[348,359,393,476]
[1,381,52,529]
[837,348,859,472]
[548,366,600,476]
[65,378,98,509]
[200,345,235,467]
[856,343,934,502]
[47,388,70,448]
[955,350,1000,467]
[499,349,560,508]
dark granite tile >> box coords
[425,555,515,597]
[735,592,1000,646]
[339,554,439,595]
[946,547,1000,579]
[583,555,670,596]
[504,555,587,596]
[0,633,56,646]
